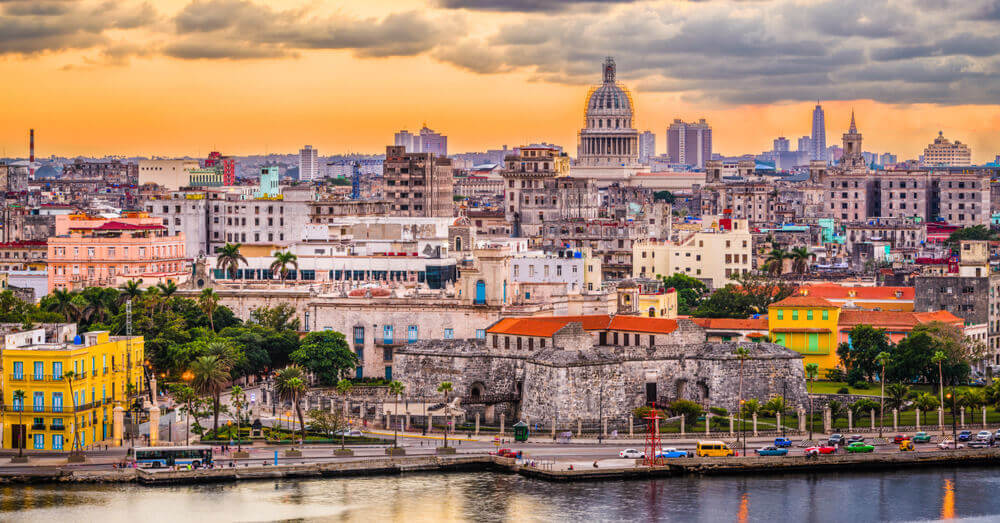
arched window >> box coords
[454,236,462,251]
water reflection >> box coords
[3,468,1000,522]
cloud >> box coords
[0,0,157,55]
[436,0,637,12]
[165,0,463,60]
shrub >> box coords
[854,382,870,390]
[667,400,704,425]
[709,406,728,417]
[824,368,846,382]
[845,367,866,387]
[837,387,850,394]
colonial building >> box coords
[383,145,454,218]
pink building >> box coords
[48,212,188,293]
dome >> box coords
[585,57,633,119]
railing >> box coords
[460,393,521,405]
[30,375,65,382]
[0,403,99,413]
[8,374,24,381]
[31,423,45,430]
[375,338,407,347]
[49,424,65,431]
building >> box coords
[47,213,187,292]
[666,119,712,168]
[187,168,223,187]
[839,112,867,171]
[1,326,144,452]
[798,136,812,155]
[632,218,752,289]
[639,130,656,164]
[575,57,640,171]
[298,145,319,181]
[773,137,790,153]
[204,151,236,186]
[61,160,136,185]
[922,132,972,167]
[254,166,280,198]
[383,145,454,218]
[811,103,827,162]
[0,240,47,271]
[394,127,448,156]
[137,159,200,190]
[768,295,841,371]
[501,145,598,237]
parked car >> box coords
[755,446,789,457]
[805,445,837,456]
[774,437,793,448]
[846,434,865,444]
[993,430,1000,443]
[892,434,909,444]
[958,430,973,442]
[912,432,932,443]
[620,448,645,459]
[938,440,965,449]
[334,429,363,437]
[969,440,990,449]
[899,440,914,452]
[976,431,991,442]
[828,434,844,446]
[656,448,688,458]
[846,442,875,453]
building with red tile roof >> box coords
[796,283,914,312]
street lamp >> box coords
[946,390,958,450]
[739,399,746,457]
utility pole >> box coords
[598,375,604,445]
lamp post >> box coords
[946,389,957,449]
[739,399,746,457]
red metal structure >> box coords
[643,403,664,467]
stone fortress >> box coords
[395,309,808,424]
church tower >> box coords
[839,111,866,171]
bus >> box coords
[129,446,214,469]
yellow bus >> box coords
[696,440,735,457]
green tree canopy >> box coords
[836,324,891,382]
[290,331,358,386]
[657,273,708,315]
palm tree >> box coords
[269,251,299,283]
[118,279,143,305]
[64,370,81,454]
[388,381,405,448]
[190,355,232,433]
[805,363,819,440]
[885,383,910,412]
[335,379,353,450]
[735,347,749,453]
[198,288,219,332]
[46,289,79,322]
[216,243,247,280]
[437,381,453,448]
[932,350,948,418]
[12,389,25,457]
[764,248,790,275]
[157,280,178,300]
[875,351,891,437]
[790,247,814,274]
[230,385,247,452]
[275,366,309,443]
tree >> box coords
[290,331,358,386]
[875,351,892,437]
[653,190,675,204]
[932,349,947,412]
[438,381,453,448]
[885,383,910,412]
[269,251,299,283]
[731,271,796,315]
[190,355,232,433]
[836,325,891,382]
[959,389,987,412]
[763,248,790,275]
[789,247,814,274]
[198,288,219,332]
[12,389,25,457]
[762,396,786,417]
[46,289,79,321]
[388,380,405,448]
[668,399,704,425]
[250,304,300,332]
[915,393,941,412]
[740,398,762,418]
[945,225,995,247]
[118,279,144,305]
[806,363,819,440]
[275,366,309,443]
[335,379,353,449]
[156,281,178,313]
[657,273,708,315]
[827,399,845,427]
[308,409,344,438]
[171,383,197,446]
[230,385,247,452]
[849,398,879,420]
[692,286,755,318]
[216,243,248,279]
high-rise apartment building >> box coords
[773,137,790,152]
[922,132,972,167]
[393,126,448,156]
[666,119,712,168]
[797,136,812,153]
[639,131,656,164]
[811,103,827,162]
[298,145,319,181]
[383,145,454,218]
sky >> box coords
[2,0,1000,162]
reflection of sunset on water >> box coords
[738,492,749,523]
[942,478,955,520]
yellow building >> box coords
[767,296,840,371]
[2,328,144,452]
[638,289,678,319]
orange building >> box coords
[47,212,188,292]
[796,283,914,311]
[837,310,964,344]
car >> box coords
[993,430,1000,443]
[656,448,688,458]
[828,434,844,446]
[755,446,789,457]
[938,440,965,449]
[958,430,973,442]
[976,431,991,442]
[774,437,793,448]
[892,434,909,444]
[846,442,875,453]
[620,448,645,459]
[969,440,990,449]
[846,434,865,444]
[334,429,364,437]
[912,432,932,443]
[805,445,837,456]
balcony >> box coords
[30,375,65,382]
[8,374,25,382]
[31,423,46,430]
[49,424,65,431]
[375,338,406,347]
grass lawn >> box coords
[809,381,982,396]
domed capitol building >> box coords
[573,57,648,184]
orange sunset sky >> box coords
[2,0,1000,162]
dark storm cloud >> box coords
[166,0,462,60]
[0,1,156,55]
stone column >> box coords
[776,412,781,433]
[870,409,875,431]
[729,415,735,436]
[823,406,831,434]
[680,416,685,436]
[655,418,660,436]
[916,408,921,430]
[960,407,965,428]
[847,409,853,431]
[798,408,806,433]
[499,414,505,436]
[706,414,711,436]
[450,414,456,433]
[475,413,480,436]
[893,409,898,431]
[629,414,634,438]
[752,413,758,436]
[406,412,411,431]
[149,376,158,404]
[149,404,160,446]
[384,413,390,429]
[113,406,124,447]
[576,419,582,437]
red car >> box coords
[804,446,837,456]
[893,434,908,444]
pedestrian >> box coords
[593,460,599,468]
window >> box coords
[777,310,784,320]
[444,328,454,339]
[476,329,486,340]
[52,434,64,451]
[53,361,62,379]
[408,325,418,343]
[808,333,819,352]
[12,361,22,380]
[53,392,63,413]
[807,310,813,321]
[384,325,394,344]
[792,310,799,320]
[34,434,44,450]
[33,391,44,412]
[822,310,829,320]
[33,361,43,380]
[353,326,365,345]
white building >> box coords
[299,145,319,181]
[639,131,656,164]
[632,218,752,289]
[922,132,972,167]
[138,159,200,190]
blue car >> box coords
[755,446,789,457]
[774,437,793,448]
[656,448,688,458]
[959,430,973,442]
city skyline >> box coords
[2,0,1000,162]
